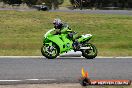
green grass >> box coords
[0,11,132,56]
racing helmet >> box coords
[53,18,63,29]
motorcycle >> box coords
[41,26,97,59]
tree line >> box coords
[0,0,64,9]
[70,0,132,9]
[0,0,132,9]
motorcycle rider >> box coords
[53,18,79,50]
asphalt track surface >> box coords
[50,9,132,15]
[0,8,132,15]
[0,57,132,85]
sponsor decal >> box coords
[79,68,131,86]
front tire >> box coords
[82,43,97,59]
[41,43,59,59]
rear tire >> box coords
[41,43,59,59]
[82,43,97,59]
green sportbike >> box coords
[41,26,97,59]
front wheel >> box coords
[82,43,97,59]
[41,43,59,59]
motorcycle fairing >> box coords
[45,34,73,54]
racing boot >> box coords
[72,39,80,51]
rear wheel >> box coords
[41,43,59,59]
[82,43,97,59]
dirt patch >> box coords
[0,84,81,88]
[0,84,131,88]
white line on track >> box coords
[25,79,56,81]
[0,80,22,82]
[0,79,56,82]
[0,56,132,59]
